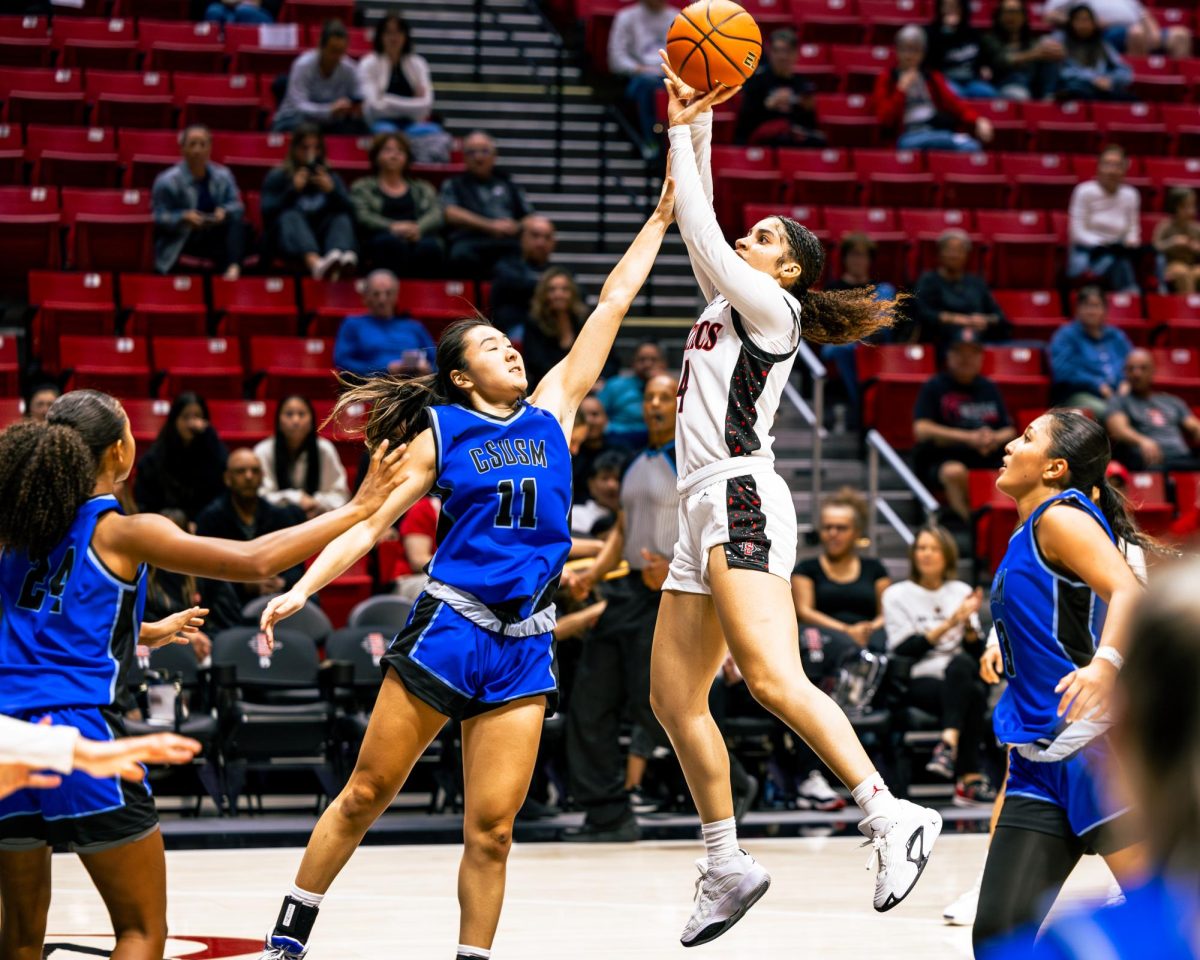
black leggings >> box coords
[907,651,989,778]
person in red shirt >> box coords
[389,494,439,603]
[872,25,995,152]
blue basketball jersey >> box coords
[425,402,571,619]
[0,495,146,714]
[990,489,1114,746]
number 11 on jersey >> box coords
[495,478,538,529]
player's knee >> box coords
[465,816,513,862]
[649,683,680,728]
[743,671,790,716]
[338,773,392,823]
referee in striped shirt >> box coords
[564,374,680,842]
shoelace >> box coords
[861,834,889,875]
[691,866,715,922]
[262,946,302,960]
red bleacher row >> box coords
[568,0,1200,73]
[21,270,486,370]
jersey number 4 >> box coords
[494,478,538,529]
[17,547,75,614]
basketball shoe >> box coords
[260,895,318,959]
[859,799,943,911]
[680,850,771,947]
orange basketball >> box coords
[666,0,762,94]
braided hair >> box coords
[776,217,901,344]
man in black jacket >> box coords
[734,28,825,147]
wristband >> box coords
[1092,646,1124,672]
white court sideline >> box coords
[41,836,1116,959]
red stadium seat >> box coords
[0,395,23,429]
[968,468,1017,574]
[1091,102,1170,157]
[1144,156,1200,190]
[28,270,116,369]
[0,123,23,185]
[402,279,481,322]
[0,67,86,126]
[249,336,336,400]
[858,343,936,450]
[302,278,363,336]
[26,125,119,188]
[829,44,892,93]
[138,19,225,73]
[85,69,174,129]
[226,23,304,75]
[927,151,1008,209]
[814,93,880,148]
[823,206,905,281]
[1161,104,1200,158]
[1127,55,1187,102]
[0,16,52,67]
[61,187,153,272]
[316,557,372,630]
[779,147,859,205]
[860,0,929,44]
[214,276,301,364]
[1067,289,1151,344]
[983,344,1050,412]
[993,289,1066,341]
[279,0,355,26]
[58,335,151,396]
[972,99,1027,152]
[212,132,290,192]
[715,169,785,236]
[324,135,372,179]
[788,42,841,93]
[899,208,981,278]
[207,398,277,446]
[121,273,210,337]
[0,335,18,397]
[976,210,1059,289]
[52,17,138,71]
[1151,347,1200,406]
[0,185,61,294]
[743,203,825,243]
[856,149,937,208]
[122,397,172,443]
[1003,152,1077,210]
[1024,101,1098,155]
[1149,293,1200,349]
[312,395,369,473]
[152,337,245,400]
[118,129,179,189]
[1124,471,1174,535]
[793,0,864,45]
[175,73,262,132]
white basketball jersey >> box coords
[675,292,802,487]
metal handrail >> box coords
[865,429,938,550]
[780,340,826,521]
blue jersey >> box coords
[990,489,1114,746]
[425,402,571,619]
[0,495,146,714]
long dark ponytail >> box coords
[327,316,496,450]
[776,217,902,345]
[0,390,126,558]
[1044,408,1154,552]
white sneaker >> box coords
[943,875,980,926]
[679,850,771,947]
[260,937,307,959]
[859,799,942,912]
[338,249,358,273]
[795,770,847,811]
[311,250,340,280]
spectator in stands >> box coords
[1043,0,1192,59]
[608,0,679,158]
[204,0,273,24]
[135,392,229,523]
[733,28,825,147]
[1068,144,1141,293]
[822,234,899,426]
[23,383,59,422]
[391,495,439,604]
[356,13,433,133]
[571,450,625,537]
[913,229,1010,347]
[913,328,1016,524]
[152,125,246,281]
[332,269,437,377]
[490,215,558,333]
[521,267,586,389]
[980,0,1063,100]
[272,20,366,135]
[262,124,358,281]
[874,25,995,152]
[1153,186,1200,294]
[1045,4,1134,101]
[253,395,350,519]
[194,449,305,605]
[882,525,995,805]
[1105,348,1200,470]
[573,394,619,504]
[926,0,997,98]
[441,131,533,277]
[1048,284,1133,416]
[598,341,666,448]
[351,132,444,276]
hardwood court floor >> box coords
[43,836,1116,959]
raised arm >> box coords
[259,430,438,644]
[529,181,675,431]
[106,442,407,582]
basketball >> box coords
[666,0,762,93]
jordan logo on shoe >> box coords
[879,826,931,912]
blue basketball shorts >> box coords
[381,592,559,721]
[0,705,158,853]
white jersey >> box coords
[668,115,803,492]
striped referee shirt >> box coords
[620,441,679,570]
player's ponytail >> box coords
[0,421,95,558]
[329,316,497,450]
[1045,408,1157,553]
[776,216,902,345]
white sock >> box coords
[457,946,491,959]
[852,773,900,822]
[701,816,739,866]
[288,884,324,908]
